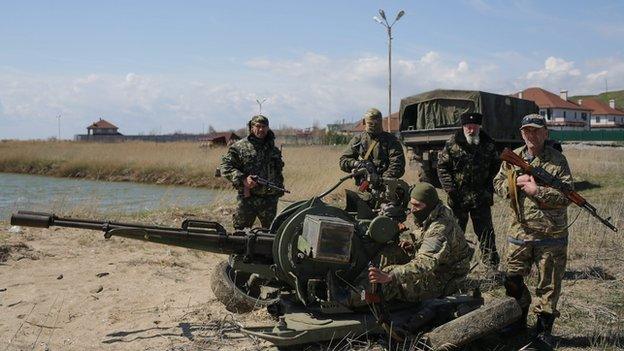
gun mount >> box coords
[10,170,520,348]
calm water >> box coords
[0,173,230,220]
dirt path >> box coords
[0,225,274,351]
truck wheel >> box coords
[211,260,279,313]
[425,297,521,349]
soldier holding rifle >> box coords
[493,114,571,347]
[220,115,285,230]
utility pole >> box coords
[374,9,405,132]
[57,114,61,141]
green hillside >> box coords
[570,89,624,110]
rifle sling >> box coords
[505,162,523,223]
[363,139,379,161]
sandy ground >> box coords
[0,222,277,351]
[1,206,622,351]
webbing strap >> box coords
[507,235,568,246]
[363,140,379,161]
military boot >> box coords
[535,313,554,333]
[519,313,556,350]
[501,275,530,333]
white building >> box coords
[577,98,624,129]
[512,88,591,131]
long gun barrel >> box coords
[10,211,275,258]
[500,148,618,232]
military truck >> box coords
[399,89,539,186]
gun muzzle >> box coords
[10,211,54,228]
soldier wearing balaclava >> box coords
[365,182,473,303]
[339,108,405,178]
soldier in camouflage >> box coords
[367,182,473,302]
[220,115,285,230]
[437,112,500,267]
[340,108,406,217]
[339,108,405,179]
[493,114,572,347]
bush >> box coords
[323,131,351,145]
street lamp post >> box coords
[256,98,267,114]
[374,9,405,132]
[57,114,61,141]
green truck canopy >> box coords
[399,89,539,142]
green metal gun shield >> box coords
[367,216,398,243]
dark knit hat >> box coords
[460,112,483,125]
[410,182,440,208]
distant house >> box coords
[199,132,240,147]
[577,98,624,129]
[326,121,358,134]
[87,118,122,136]
[511,88,591,131]
[351,112,401,135]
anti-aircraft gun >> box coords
[10,169,520,349]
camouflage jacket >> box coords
[493,145,572,239]
[437,130,499,209]
[339,132,405,179]
[383,203,473,294]
[220,131,285,197]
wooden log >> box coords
[425,297,521,350]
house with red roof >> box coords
[577,98,624,129]
[511,88,591,131]
[351,112,401,134]
[87,118,122,136]
[198,132,241,147]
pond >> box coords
[0,173,230,220]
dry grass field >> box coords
[0,141,622,350]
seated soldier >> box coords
[367,182,473,302]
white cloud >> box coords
[1,53,624,139]
[526,56,580,80]
[518,55,624,95]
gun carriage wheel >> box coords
[211,260,279,313]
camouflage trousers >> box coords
[452,205,500,266]
[233,195,279,230]
[505,239,568,316]
[351,245,464,304]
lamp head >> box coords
[378,9,386,20]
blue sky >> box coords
[1,0,623,139]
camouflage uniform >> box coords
[220,129,285,229]
[437,129,500,265]
[339,131,406,179]
[376,203,473,302]
[493,145,572,318]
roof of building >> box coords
[578,98,624,116]
[352,112,400,132]
[87,118,118,129]
[199,132,240,142]
[511,87,591,111]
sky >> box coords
[1,0,623,139]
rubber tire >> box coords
[211,260,279,313]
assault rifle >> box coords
[215,169,289,197]
[501,148,617,232]
[249,175,290,194]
